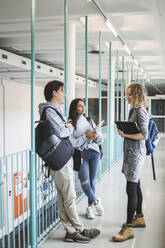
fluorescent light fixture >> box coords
[10,46,23,52]
[87,0,151,79]
[134,59,138,66]
[105,19,118,37]
[123,45,131,55]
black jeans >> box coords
[126,180,143,224]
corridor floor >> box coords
[41,137,165,248]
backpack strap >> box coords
[37,106,67,140]
[41,106,66,123]
[151,153,156,180]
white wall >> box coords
[0,79,101,157]
[75,84,99,99]
[0,79,44,156]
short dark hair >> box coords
[44,80,64,101]
[68,98,84,127]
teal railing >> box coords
[0,150,30,248]
[0,125,123,248]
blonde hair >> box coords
[127,83,147,108]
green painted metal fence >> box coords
[0,150,30,248]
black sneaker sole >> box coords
[64,238,90,243]
[82,230,101,239]
[89,234,100,239]
[75,240,90,243]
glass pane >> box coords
[151,100,165,116]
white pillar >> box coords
[68,23,76,106]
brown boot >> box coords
[132,216,146,228]
[112,223,134,242]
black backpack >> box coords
[35,107,74,171]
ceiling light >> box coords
[87,0,150,79]
[123,45,131,55]
[134,59,138,66]
[105,19,118,37]
[10,46,23,52]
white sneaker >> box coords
[94,198,104,216]
[86,206,95,219]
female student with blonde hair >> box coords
[112,83,149,242]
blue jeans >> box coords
[79,149,100,204]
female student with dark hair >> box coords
[112,83,149,242]
[69,98,104,219]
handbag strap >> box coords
[86,116,94,129]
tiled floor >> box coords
[41,137,165,248]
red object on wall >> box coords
[14,173,29,219]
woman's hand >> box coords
[117,129,126,138]
[117,129,145,140]
[65,123,73,128]
[86,131,97,140]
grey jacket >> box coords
[122,107,149,183]
[38,102,88,148]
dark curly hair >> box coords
[68,98,84,127]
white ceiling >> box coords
[0,0,165,95]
